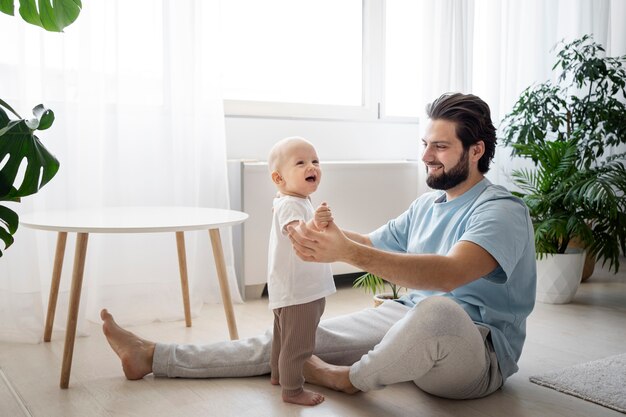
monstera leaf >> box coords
[0,0,82,32]
[0,0,79,257]
[0,100,60,257]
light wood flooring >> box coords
[1,259,625,417]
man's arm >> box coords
[289,221,497,292]
[313,202,373,246]
[343,229,373,246]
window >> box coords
[384,0,422,118]
[220,0,418,122]
[220,0,361,106]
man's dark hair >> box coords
[425,93,497,173]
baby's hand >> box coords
[314,202,333,230]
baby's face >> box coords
[275,141,321,198]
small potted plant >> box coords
[353,272,405,306]
[501,35,626,303]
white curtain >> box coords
[407,0,626,186]
[0,0,242,343]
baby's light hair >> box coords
[268,136,312,172]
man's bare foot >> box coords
[100,309,155,380]
[303,355,359,394]
[282,389,325,406]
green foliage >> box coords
[0,0,82,32]
[502,35,626,273]
[0,101,60,256]
[353,272,404,299]
[0,1,81,256]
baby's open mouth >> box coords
[306,175,317,182]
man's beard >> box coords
[425,148,470,190]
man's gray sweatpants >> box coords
[153,296,503,399]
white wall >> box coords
[223,115,533,200]
[224,116,421,163]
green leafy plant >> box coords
[353,272,404,299]
[0,0,81,32]
[0,101,60,256]
[0,0,82,257]
[501,35,626,273]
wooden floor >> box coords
[1,260,625,417]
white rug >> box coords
[529,353,626,414]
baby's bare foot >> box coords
[101,309,155,380]
[282,389,325,406]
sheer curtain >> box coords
[474,0,626,186]
[0,0,242,343]
[405,0,626,186]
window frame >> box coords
[222,0,418,124]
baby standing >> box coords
[266,136,336,406]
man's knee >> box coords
[408,296,471,335]
[416,296,464,317]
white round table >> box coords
[20,206,248,389]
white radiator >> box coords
[228,160,421,299]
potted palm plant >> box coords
[353,272,405,306]
[0,0,81,257]
[501,35,626,303]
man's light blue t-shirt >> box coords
[368,178,536,381]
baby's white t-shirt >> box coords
[267,195,336,309]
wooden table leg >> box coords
[175,231,192,327]
[209,229,239,340]
[60,232,89,389]
[44,232,68,342]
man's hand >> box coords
[288,220,348,263]
[314,202,333,230]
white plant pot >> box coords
[373,293,396,307]
[535,249,585,304]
